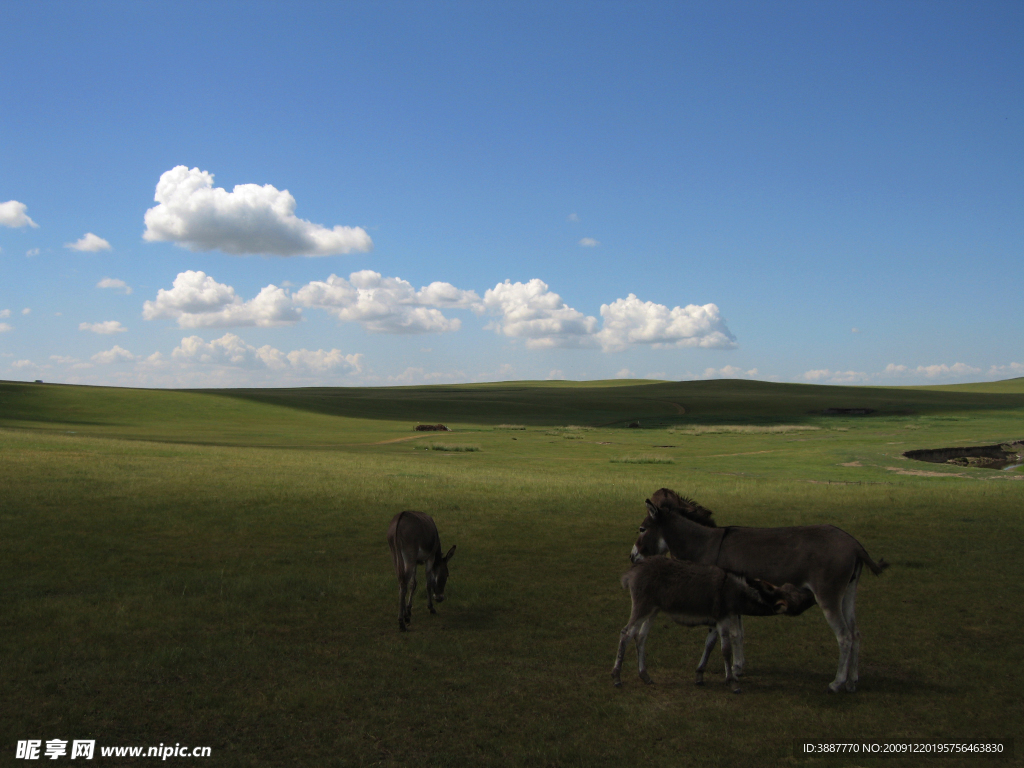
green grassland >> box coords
[1,378,1022,766]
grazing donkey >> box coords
[387,511,456,632]
[632,492,888,692]
[612,555,804,692]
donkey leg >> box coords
[612,622,637,687]
[398,575,409,631]
[729,615,746,678]
[718,618,742,693]
[695,628,718,685]
[821,600,854,693]
[404,569,417,625]
[842,578,861,691]
[636,617,655,684]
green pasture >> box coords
[1,378,1022,766]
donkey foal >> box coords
[387,511,456,632]
[612,556,802,693]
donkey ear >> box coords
[645,499,659,518]
[444,545,456,562]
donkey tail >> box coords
[860,548,890,576]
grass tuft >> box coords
[610,455,675,464]
[428,443,481,452]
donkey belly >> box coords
[665,611,716,627]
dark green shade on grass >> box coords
[2,378,1022,766]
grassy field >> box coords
[1,378,1022,766]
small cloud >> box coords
[97,277,133,295]
[0,200,39,228]
[0,309,9,317]
[91,345,135,364]
[26,248,39,257]
[66,233,112,252]
[12,359,37,369]
[567,213,580,223]
[546,369,566,380]
[79,321,127,335]
[615,368,634,378]
[0,323,11,333]
[578,237,600,247]
[851,328,860,334]
[21,308,30,315]
[704,365,760,380]
[50,355,80,364]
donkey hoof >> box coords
[730,683,742,694]
[845,681,857,693]
[827,682,842,694]
[694,674,705,686]
[639,671,653,685]
[399,622,408,632]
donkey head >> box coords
[630,500,670,563]
[427,545,457,602]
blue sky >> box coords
[1,1,1021,388]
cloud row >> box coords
[800,361,1010,384]
[143,271,737,352]
[142,166,373,256]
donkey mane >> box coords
[650,487,717,528]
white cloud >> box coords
[26,248,39,257]
[596,295,736,352]
[79,321,127,335]
[295,270,479,334]
[483,279,598,349]
[567,213,580,223]
[881,362,982,379]
[143,270,300,328]
[11,359,37,369]
[171,333,362,373]
[91,346,135,364]
[97,278,132,295]
[0,323,11,333]
[615,368,634,378]
[50,355,80,364]
[0,309,9,318]
[704,365,760,379]
[0,200,38,228]
[65,233,111,252]
[21,308,30,315]
[579,237,600,247]
[142,166,373,256]
[546,369,566,380]
[803,369,870,384]
[988,362,1024,378]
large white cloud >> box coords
[295,270,479,334]
[0,200,38,228]
[142,166,373,256]
[143,271,301,328]
[65,233,111,251]
[171,333,362,373]
[482,279,598,349]
[596,295,736,352]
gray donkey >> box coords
[387,511,456,631]
[613,555,805,692]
